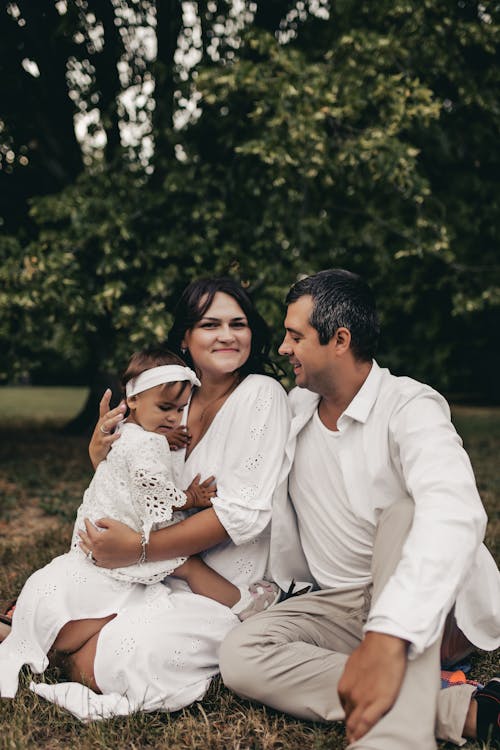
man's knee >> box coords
[219,621,257,696]
[374,498,414,559]
[378,497,414,531]
[372,498,415,601]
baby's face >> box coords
[127,381,189,436]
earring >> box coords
[181,347,187,355]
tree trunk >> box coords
[17,1,83,184]
[87,0,124,164]
[151,0,184,171]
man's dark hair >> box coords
[286,269,379,361]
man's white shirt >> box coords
[270,361,500,658]
[289,409,373,589]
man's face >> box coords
[278,295,335,392]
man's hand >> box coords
[338,631,409,743]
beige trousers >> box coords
[220,500,476,749]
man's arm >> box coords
[366,391,486,655]
[338,389,487,741]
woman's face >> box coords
[182,292,252,379]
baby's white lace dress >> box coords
[71,421,188,583]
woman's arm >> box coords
[88,389,127,469]
[79,508,228,568]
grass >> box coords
[0,386,88,425]
[0,390,498,749]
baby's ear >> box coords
[126,395,137,411]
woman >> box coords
[24,277,290,720]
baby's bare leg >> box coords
[174,557,240,607]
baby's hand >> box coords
[183,474,216,510]
[167,425,191,451]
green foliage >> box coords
[193,29,443,267]
[19,30,443,366]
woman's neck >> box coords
[194,371,239,402]
[184,371,241,457]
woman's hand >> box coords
[79,518,141,568]
[167,425,192,452]
[88,389,127,469]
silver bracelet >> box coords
[138,531,147,564]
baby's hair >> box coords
[121,347,189,396]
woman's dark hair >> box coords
[167,277,278,379]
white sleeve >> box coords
[365,391,487,657]
[211,377,291,546]
[128,431,187,539]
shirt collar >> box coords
[341,360,382,425]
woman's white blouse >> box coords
[172,374,290,586]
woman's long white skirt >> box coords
[0,552,238,721]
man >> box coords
[220,269,500,749]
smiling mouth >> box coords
[213,348,239,353]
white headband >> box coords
[126,365,201,398]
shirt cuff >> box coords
[365,596,448,659]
